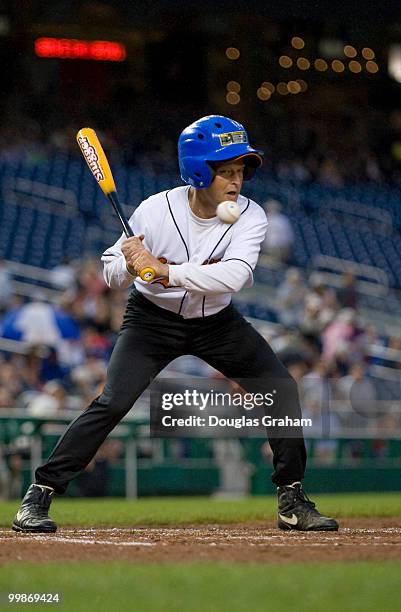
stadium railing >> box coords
[1,409,401,499]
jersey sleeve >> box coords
[168,203,267,294]
[223,203,268,280]
[101,202,150,289]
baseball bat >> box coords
[76,127,155,282]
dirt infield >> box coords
[1,519,401,564]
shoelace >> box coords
[32,504,50,518]
[24,490,51,512]
[295,487,316,510]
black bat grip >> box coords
[108,191,134,238]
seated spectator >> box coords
[1,451,24,499]
[0,261,13,314]
[300,360,331,409]
[321,308,358,364]
[336,363,378,421]
[28,380,67,417]
[50,258,78,290]
[299,276,339,343]
[39,346,69,382]
[276,268,307,327]
[318,157,344,188]
[299,294,324,348]
[285,357,309,382]
[0,387,14,409]
[261,200,294,264]
[337,272,358,310]
[70,356,107,403]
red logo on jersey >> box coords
[202,257,222,265]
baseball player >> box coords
[13,115,338,533]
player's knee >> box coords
[271,372,300,404]
[96,386,133,419]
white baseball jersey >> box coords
[102,185,267,318]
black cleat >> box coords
[277,482,339,531]
[12,484,57,533]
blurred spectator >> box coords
[0,261,13,313]
[336,363,378,419]
[50,258,78,290]
[300,360,331,409]
[286,358,309,382]
[0,387,14,408]
[81,327,111,360]
[365,151,383,183]
[337,272,359,310]
[13,349,43,393]
[299,294,323,347]
[28,380,68,416]
[321,308,358,364]
[318,157,344,188]
[0,447,9,499]
[1,297,80,349]
[91,294,112,333]
[70,356,107,403]
[374,413,400,438]
[299,276,339,347]
[40,346,69,382]
[0,357,24,398]
[1,452,24,499]
[276,268,307,327]
[77,259,106,300]
[262,200,294,263]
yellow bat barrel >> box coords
[76,128,116,196]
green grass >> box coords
[2,495,400,610]
[0,561,400,611]
[1,492,400,527]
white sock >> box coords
[277,481,301,490]
[35,484,54,492]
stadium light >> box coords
[291,37,305,49]
[279,55,293,68]
[226,47,240,60]
[257,87,271,100]
[388,45,401,82]
[344,45,357,58]
[261,82,275,93]
[226,91,240,104]
[226,81,241,93]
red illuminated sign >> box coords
[35,38,126,61]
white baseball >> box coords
[216,200,241,224]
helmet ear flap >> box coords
[179,157,214,188]
[206,161,217,181]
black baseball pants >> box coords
[35,290,307,493]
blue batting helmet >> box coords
[178,115,263,188]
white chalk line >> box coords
[25,535,154,547]
[33,536,154,546]
[39,539,401,548]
